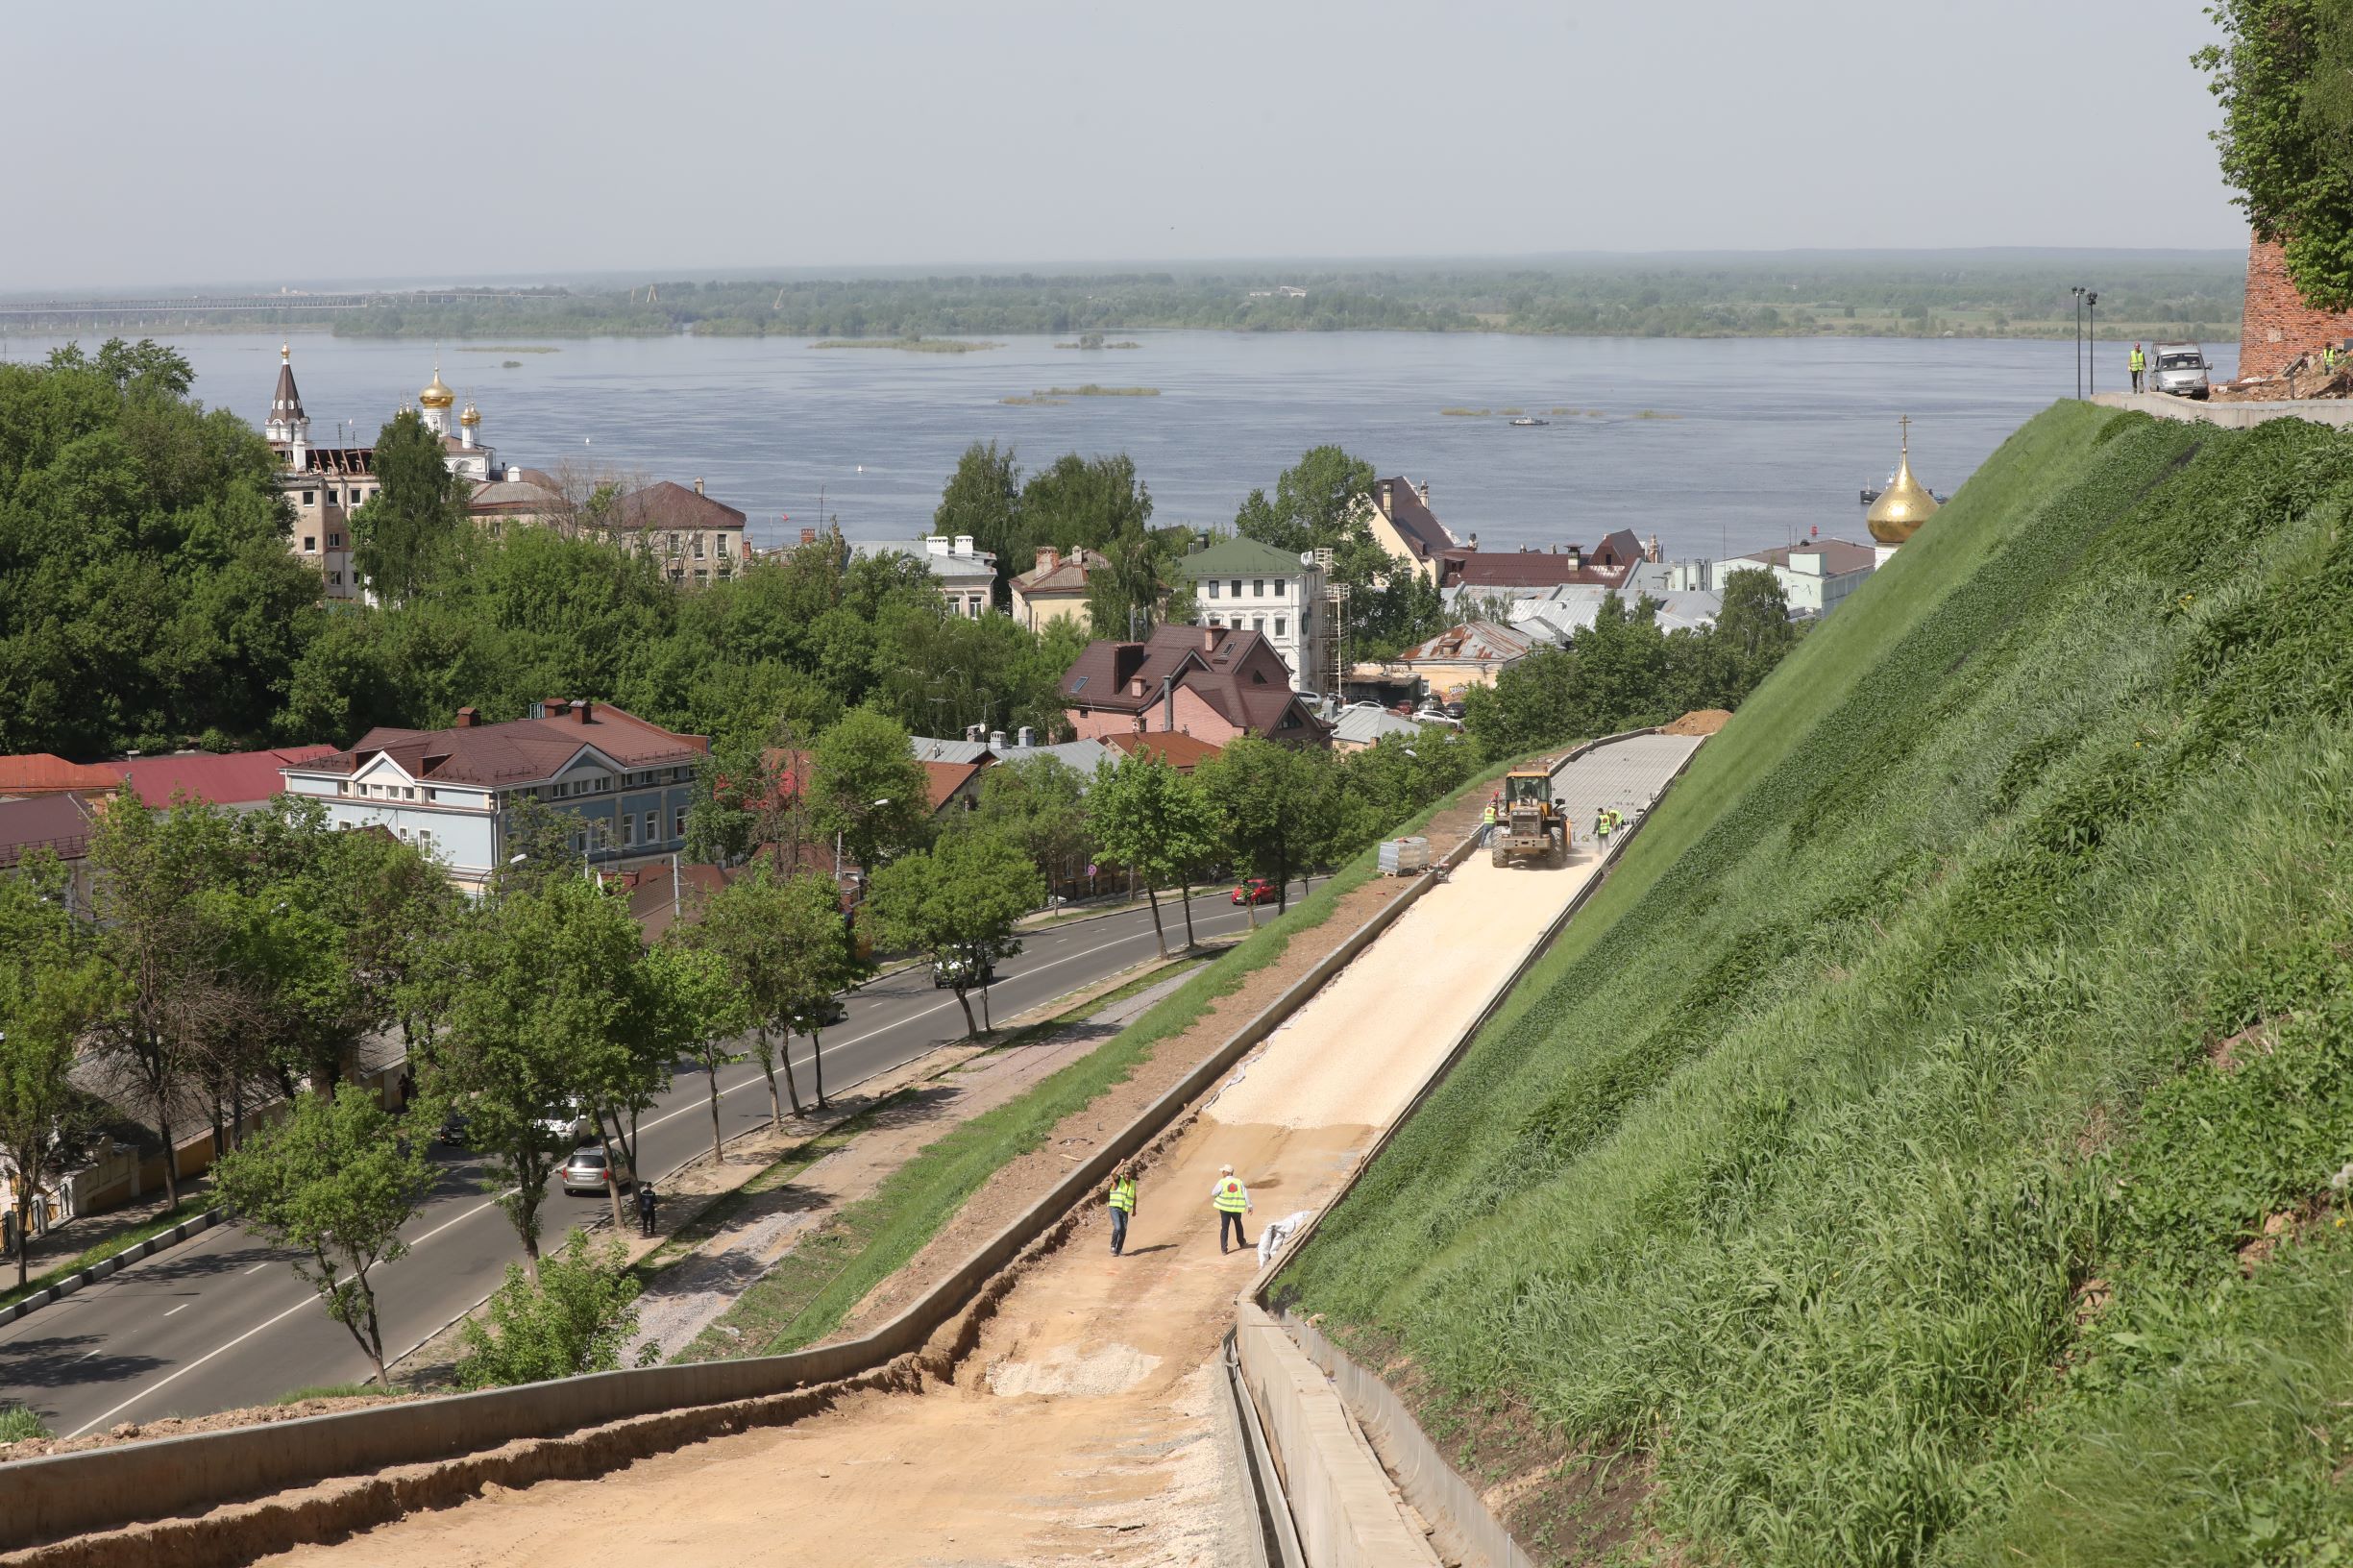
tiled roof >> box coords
[921,759,984,813]
[1399,621,1536,666]
[1011,548,1109,596]
[1062,625,1320,740]
[1098,731,1224,772]
[118,746,339,808]
[1373,477,1454,562]
[1587,528,1648,568]
[0,794,95,868]
[1174,535,1305,578]
[298,703,706,789]
[1440,551,1631,589]
[605,480,748,533]
[0,753,126,797]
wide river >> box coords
[5,330,2237,563]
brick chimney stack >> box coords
[573,699,593,724]
[455,705,480,728]
[1036,547,1060,574]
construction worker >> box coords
[635,1179,658,1237]
[1594,809,1611,847]
[2129,343,2146,393]
[1107,1161,1139,1257]
[1212,1164,1252,1254]
[1480,797,1497,845]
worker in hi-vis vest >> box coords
[2130,343,2146,393]
[1106,1162,1139,1257]
[1212,1164,1253,1254]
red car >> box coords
[1232,878,1278,906]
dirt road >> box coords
[277,740,1699,1567]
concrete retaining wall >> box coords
[0,809,1462,1554]
[1235,1303,1437,1568]
[2092,390,2353,429]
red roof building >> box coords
[1097,731,1225,773]
[1061,625,1327,747]
[0,753,126,798]
[116,746,339,810]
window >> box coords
[1253,579,1263,597]
[404,786,416,799]
[1274,578,1287,597]
[574,832,588,855]
[1253,617,1264,633]
[718,534,731,556]
[329,532,342,548]
[1231,580,1242,599]
[692,535,705,559]
[417,828,434,855]
[695,569,709,582]
[303,536,317,552]
[330,571,342,585]
[1206,580,1219,599]
[1070,674,1088,692]
[326,488,339,506]
[644,810,658,844]
[424,788,436,802]
[674,807,687,841]
[302,490,315,506]
[335,781,349,796]
[622,815,636,847]
[1275,617,1287,637]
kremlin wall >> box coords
[2238,233,2353,380]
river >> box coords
[1,329,2237,564]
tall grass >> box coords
[1277,404,2353,1564]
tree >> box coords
[1019,453,1153,559]
[1090,751,1221,953]
[864,833,1042,1038]
[350,408,471,605]
[1085,528,1179,640]
[643,943,751,1166]
[809,709,931,877]
[695,865,811,1125]
[85,789,243,1211]
[934,442,1023,605]
[1233,447,1440,657]
[1232,445,1375,553]
[1198,739,1335,915]
[0,856,110,1286]
[1707,567,1798,707]
[774,872,860,1107]
[453,1228,651,1388]
[438,875,643,1277]
[968,754,1093,896]
[2199,2,2353,309]
[212,1084,436,1385]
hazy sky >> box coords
[5,0,2244,291]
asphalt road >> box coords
[0,881,1311,1436]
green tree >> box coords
[212,1083,436,1385]
[1019,453,1152,558]
[864,832,1042,1038]
[350,407,470,605]
[968,754,1093,895]
[438,875,643,1276]
[774,871,859,1107]
[934,441,1024,605]
[454,1228,651,1388]
[1198,738,1334,916]
[644,942,751,1166]
[2199,1,2353,309]
[1090,750,1221,951]
[1232,445,1375,553]
[1085,528,1179,640]
[694,865,812,1124]
[0,856,110,1286]
[1708,567,1799,706]
[810,709,931,876]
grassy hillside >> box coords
[1275,402,2353,1565]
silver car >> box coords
[558,1144,633,1195]
[2151,343,2210,400]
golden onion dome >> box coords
[419,363,455,410]
[458,401,480,427]
[1866,417,1939,546]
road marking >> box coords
[243,1262,271,1275]
[65,1286,329,1437]
[163,1303,189,1317]
[74,1348,102,1362]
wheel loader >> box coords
[1489,763,1569,868]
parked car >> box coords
[437,1103,474,1148]
[2151,343,2211,400]
[558,1144,633,1195]
[933,954,994,989]
[535,1099,593,1147]
[1232,878,1279,906]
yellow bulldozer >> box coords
[1490,762,1570,868]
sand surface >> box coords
[270,740,1702,1567]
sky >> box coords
[3,0,2245,292]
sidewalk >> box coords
[5,1177,213,1285]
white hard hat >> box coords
[1219,1164,1234,1174]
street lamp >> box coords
[2086,292,2099,395]
[2071,286,2086,399]
[835,798,892,880]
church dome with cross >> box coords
[1866,415,1939,547]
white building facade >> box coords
[1174,535,1329,696]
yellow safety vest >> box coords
[1482,805,1495,825]
[1213,1178,1249,1213]
[1109,1178,1137,1213]
[2130,348,2145,371]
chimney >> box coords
[1202,627,1218,650]
[693,478,705,497]
[543,698,570,720]
[924,535,948,556]
[800,527,817,546]
[954,534,974,556]
[966,723,986,743]
[1417,479,1432,508]
[1467,532,1478,551]
[1017,724,1036,747]
[1378,479,1393,515]
[574,699,594,724]
[1566,547,1581,571]
[1036,547,1059,575]
[990,729,1008,751]
[454,705,479,728]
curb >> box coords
[0,1209,229,1331]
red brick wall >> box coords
[2240,233,2353,380]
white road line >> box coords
[66,1288,323,1437]
[162,1303,189,1317]
[243,1262,271,1275]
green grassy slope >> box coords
[1276,403,2353,1565]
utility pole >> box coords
[2071,287,2085,400]
[2087,293,2099,396]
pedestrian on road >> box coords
[1594,809,1611,848]
[1213,1164,1252,1254]
[635,1180,658,1237]
[2129,343,2146,393]
[1107,1162,1139,1257]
